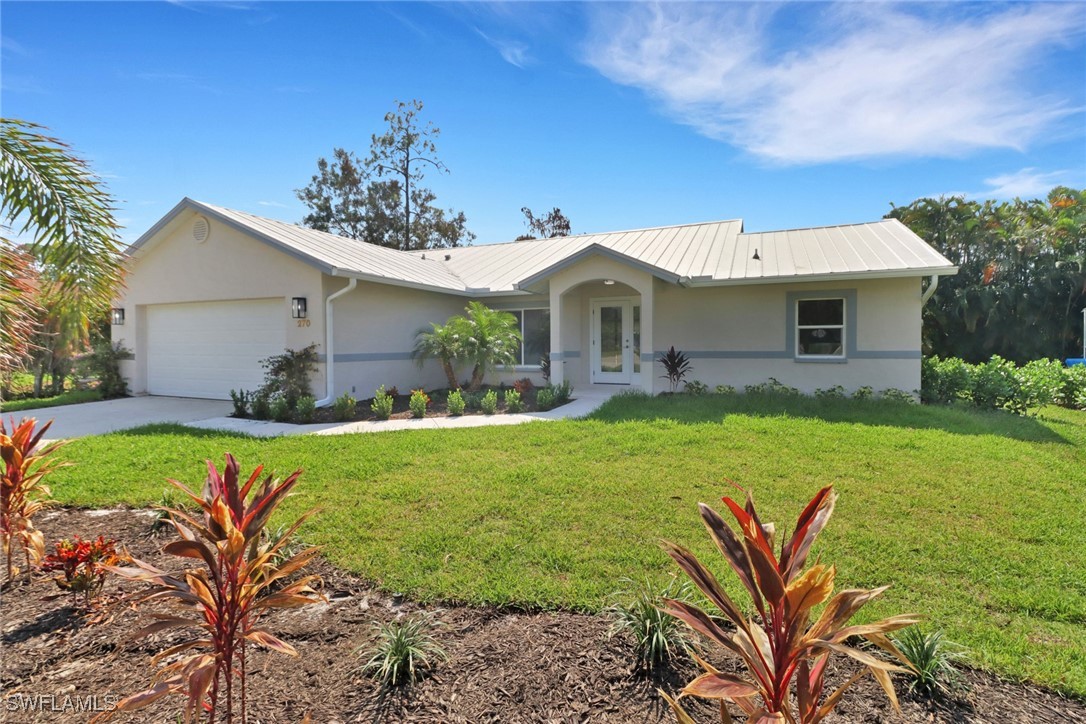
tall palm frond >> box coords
[0,118,125,366]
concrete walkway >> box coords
[181,387,619,438]
[6,396,233,439]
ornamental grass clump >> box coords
[359,612,448,687]
[608,577,691,671]
[892,627,965,696]
[659,484,917,723]
[1,417,67,584]
[105,454,323,723]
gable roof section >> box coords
[129,199,957,296]
[129,198,469,294]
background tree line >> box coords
[888,186,1086,363]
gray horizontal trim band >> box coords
[851,350,921,359]
[651,350,919,361]
[654,350,791,360]
[317,352,414,363]
[551,350,581,360]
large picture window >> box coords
[508,308,550,366]
[796,298,845,357]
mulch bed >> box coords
[2,509,1083,723]
[236,385,569,425]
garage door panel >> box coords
[147,300,286,400]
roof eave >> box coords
[513,243,683,292]
[331,268,469,296]
[684,266,959,288]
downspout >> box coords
[920,274,939,305]
[315,277,357,407]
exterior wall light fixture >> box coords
[291,297,307,319]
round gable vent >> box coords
[192,216,210,243]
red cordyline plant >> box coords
[1,417,67,584]
[102,454,322,723]
[41,535,118,607]
[659,484,918,724]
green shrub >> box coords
[683,380,709,395]
[504,389,523,413]
[1017,358,1065,409]
[479,389,498,415]
[1062,364,1086,409]
[270,396,291,422]
[259,344,318,408]
[409,389,429,419]
[552,380,573,405]
[971,355,1020,410]
[358,613,448,687]
[229,389,250,417]
[463,391,482,411]
[921,356,972,405]
[815,385,846,400]
[251,393,271,420]
[892,627,965,696]
[371,386,393,420]
[881,388,916,404]
[714,384,736,395]
[852,385,874,400]
[295,395,316,423]
[745,377,801,396]
[85,339,130,398]
[607,577,691,671]
[332,392,356,422]
[446,388,465,416]
[536,386,556,411]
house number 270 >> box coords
[296,319,311,327]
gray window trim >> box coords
[786,289,856,364]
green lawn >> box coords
[48,394,1086,695]
[1,388,102,412]
[2,371,103,412]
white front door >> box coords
[591,298,634,384]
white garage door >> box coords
[146,299,286,400]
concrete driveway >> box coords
[4,396,233,439]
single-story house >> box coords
[112,198,958,402]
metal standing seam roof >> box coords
[131,199,957,296]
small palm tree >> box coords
[461,301,521,391]
[412,320,465,389]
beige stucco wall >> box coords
[650,276,923,394]
[324,279,466,396]
[115,210,326,396]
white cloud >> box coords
[979,168,1075,200]
[257,200,289,209]
[476,27,531,68]
[584,2,1084,164]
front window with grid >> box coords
[508,308,550,366]
[796,298,845,357]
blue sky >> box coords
[3,1,1084,245]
